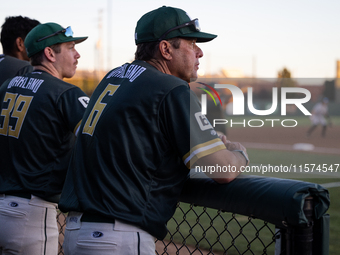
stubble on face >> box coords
[168,38,203,83]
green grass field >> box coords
[166,149,339,254]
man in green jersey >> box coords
[0,22,89,255]
[60,6,248,255]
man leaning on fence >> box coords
[0,22,89,255]
[59,6,249,255]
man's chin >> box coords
[190,76,198,83]
[64,72,76,79]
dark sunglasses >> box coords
[36,26,73,42]
[158,19,200,41]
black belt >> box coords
[5,192,60,203]
[6,192,31,199]
[81,213,115,224]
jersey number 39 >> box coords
[0,92,33,139]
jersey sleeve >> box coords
[159,85,226,168]
[57,87,89,134]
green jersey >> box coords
[0,54,33,86]
[59,60,225,239]
[0,70,89,201]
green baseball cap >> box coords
[135,6,217,45]
[24,22,88,58]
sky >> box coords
[1,0,340,78]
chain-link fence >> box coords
[57,176,330,255]
[57,202,283,255]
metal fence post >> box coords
[275,197,314,255]
[292,196,314,255]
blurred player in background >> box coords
[0,16,40,85]
[307,97,331,138]
[0,22,89,255]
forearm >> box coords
[194,149,247,183]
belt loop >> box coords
[65,212,83,230]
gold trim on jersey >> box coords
[183,138,226,168]
[73,120,82,136]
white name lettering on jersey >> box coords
[106,64,146,82]
[7,76,44,93]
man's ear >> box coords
[15,37,26,53]
[43,47,56,62]
[158,40,173,60]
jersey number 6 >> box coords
[82,84,119,136]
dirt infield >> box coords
[227,125,340,151]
